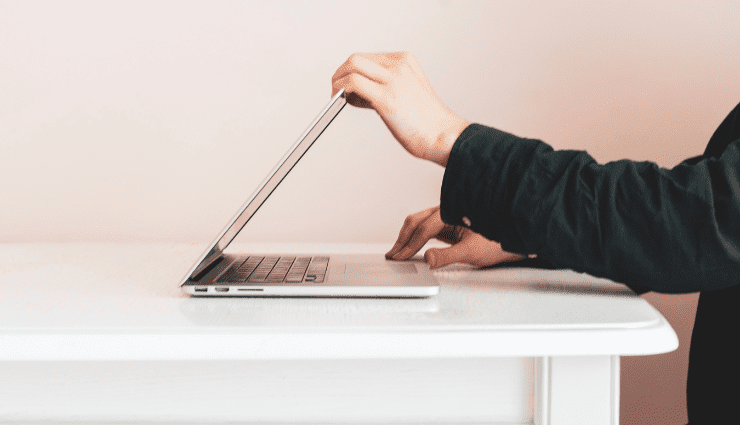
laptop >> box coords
[179,88,440,297]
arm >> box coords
[330,52,740,293]
[441,124,740,294]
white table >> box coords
[0,243,677,424]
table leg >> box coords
[534,355,619,425]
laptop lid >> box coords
[179,89,347,286]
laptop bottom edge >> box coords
[181,285,439,298]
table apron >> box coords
[0,356,618,424]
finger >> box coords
[430,234,526,270]
[424,243,470,269]
[385,206,439,259]
[331,53,393,86]
[392,210,445,260]
[332,73,383,109]
[473,237,527,266]
[386,208,438,259]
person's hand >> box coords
[331,52,469,167]
[385,206,527,269]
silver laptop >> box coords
[179,89,439,297]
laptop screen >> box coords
[182,89,347,283]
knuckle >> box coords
[347,74,360,88]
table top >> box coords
[0,242,678,360]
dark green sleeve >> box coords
[440,124,740,294]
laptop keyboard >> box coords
[215,256,329,284]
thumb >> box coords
[424,244,469,269]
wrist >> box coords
[427,115,469,167]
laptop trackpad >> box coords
[344,262,418,275]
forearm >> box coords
[441,124,740,294]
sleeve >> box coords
[440,124,740,295]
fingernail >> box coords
[427,253,436,268]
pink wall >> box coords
[2,2,739,423]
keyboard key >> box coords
[243,258,263,266]
[286,260,309,281]
[230,265,259,282]
[266,271,289,281]
[215,257,248,282]
[265,276,286,282]
[248,274,269,282]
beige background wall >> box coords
[2,1,739,423]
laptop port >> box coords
[194,287,207,292]
[237,288,264,292]
[214,287,229,292]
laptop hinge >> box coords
[190,250,224,281]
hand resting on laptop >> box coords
[384,206,526,270]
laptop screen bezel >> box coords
[179,89,347,286]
